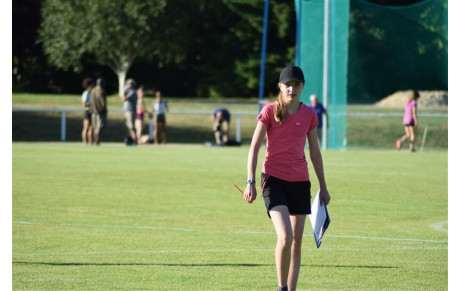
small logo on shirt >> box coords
[295,122,301,126]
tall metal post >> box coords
[61,110,66,141]
[236,114,242,143]
[322,0,330,150]
[258,0,269,112]
[295,0,301,66]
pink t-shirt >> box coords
[403,100,417,125]
[257,102,318,182]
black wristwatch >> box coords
[247,179,256,184]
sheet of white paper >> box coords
[308,189,330,248]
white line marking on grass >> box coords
[242,231,447,243]
[430,220,448,233]
[13,221,192,232]
[314,246,448,252]
[13,245,448,258]
[325,234,447,243]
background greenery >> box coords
[13,0,447,102]
[348,0,448,102]
[12,143,448,289]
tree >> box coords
[33,0,296,97]
[38,0,185,96]
[13,0,80,93]
[221,0,296,97]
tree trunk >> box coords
[117,70,127,97]
[115,60,132,97]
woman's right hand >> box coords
[244,183,257,204]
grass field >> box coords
[12,143,448,290]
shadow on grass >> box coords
[14,261,397,269]
[310,264,398,269]
[13,261,270,267]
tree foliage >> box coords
[38,0,188,95]
[222,0,296,96]
[14,0,447,100]
[36,0,296,97]
[39,0,178,69]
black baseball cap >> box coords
[279,65,305,84]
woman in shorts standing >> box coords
[152,90,168,144]
[135,86,146,143]
[243,66,330,291]
[81,78,94,145]
[396,90,420,152]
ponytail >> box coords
[274,92,287,124]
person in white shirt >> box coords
[152,91,168,144]
[81,78,94,145]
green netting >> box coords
[295,0,349,149]
[348,0,448,103]
[293,0,447,149]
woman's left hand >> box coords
[244,183,257,204]
[320,188,331,205]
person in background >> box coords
[121,79,138,143]
[309,94,327,147]
[243,65,330,291]
[152,90,168,145]
[89,78,107,145]
[211,108,231,145]
[135,86,146,143]
[81,78,94,145]
[396,90,420,152]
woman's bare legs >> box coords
[135,119,143,143]
[400,126,411,143]
[161,122,167,144]
[400,125,416,151]
[407,126,415,151]
[270,207,307,290]
[154,122,159,145]
[270,206,293,289]
[288,214,307,291]
[82,119,92,144]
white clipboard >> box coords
[308,189,331,248]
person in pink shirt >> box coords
[243,65,330,291]
[396,90,420,152]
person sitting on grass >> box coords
[210,108,231,145]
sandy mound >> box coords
[375,90,448,109]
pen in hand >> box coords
[233,183,244,194]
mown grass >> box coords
[347,113,448,149]
[12,143,448,290]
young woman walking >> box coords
[396,90,420,152]
[243,66,331,291]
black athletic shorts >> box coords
[84,110,91,120]
[261,173,311,218]
[156,113,166,123]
